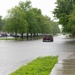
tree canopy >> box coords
[53,0,75,34]
[2,0,60,39]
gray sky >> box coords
[0,0,57,19]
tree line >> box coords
[0,0,60,39]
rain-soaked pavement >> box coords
[50,35,75,75]
[0,35,75,75]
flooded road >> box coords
[0,35,75,75]
[50,35,75,75]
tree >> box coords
[3,0,60,41]
[53,0,75,34]
[51,21,60,35]
[26,8,42,37]
[0,16,3,31]
[68,5,75,35]
[3,0,32,39]
[8,6,28,39]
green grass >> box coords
[0,37,15,40]
[10,56,58,75]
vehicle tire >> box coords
[51,40,53,42]
[43,40,45,42]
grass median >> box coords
[10,56,58,75]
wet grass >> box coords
[10,56,58,75]
[0,37,15,40]
[0,36,42,40]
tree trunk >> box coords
[33,33,35,37]
[15,30,17,40]
[26,33,28,40]
[21,33,24,40]
[37,33,38,37]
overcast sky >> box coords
[0,0,57,19]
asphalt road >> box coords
[0,34,75,75]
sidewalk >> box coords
[50,53,75,75]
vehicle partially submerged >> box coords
[43,34,53,42]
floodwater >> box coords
[50,35,75,75]
[0,34,75,75]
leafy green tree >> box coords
[39,15,60,35]
[8,6,28,39]
[53,0,75,34]
[26,8,42,37]
[68,6,75,35]
[51,21,60,35]
[3,17,11,33]
[3,0,32,39]
[2,0,60,41]
[0,16,3,31]
[41,16,52,34]
[18,0,32,11]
